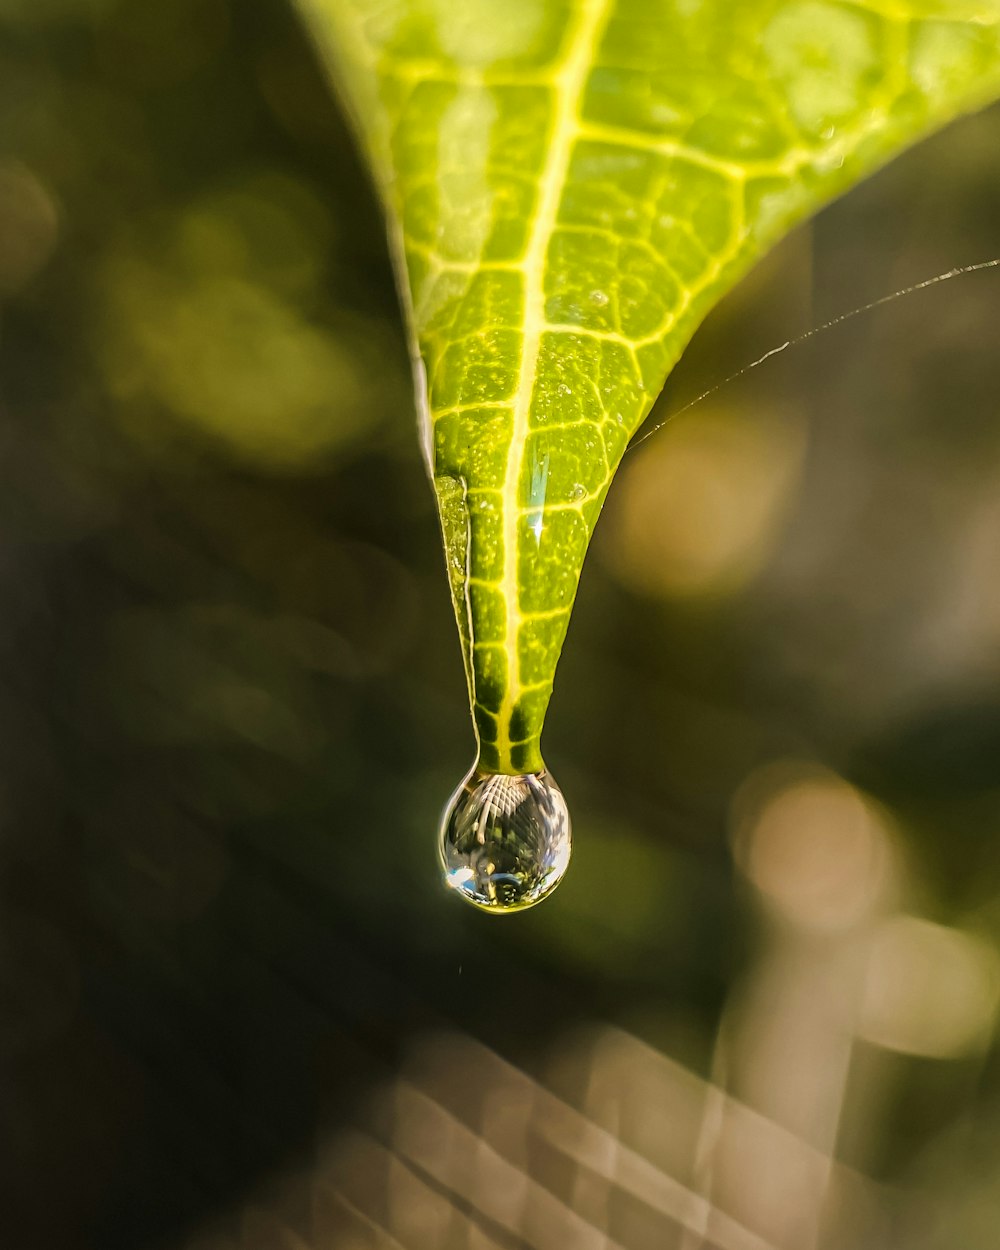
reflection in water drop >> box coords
[439,768,571,912]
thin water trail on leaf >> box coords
[628,257,1000,453]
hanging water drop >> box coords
[439,768,572,912]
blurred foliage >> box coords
[1,1,1000,1247]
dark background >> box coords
[2,2,1000,1247]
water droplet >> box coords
[439,768,571,912]
[589,289,609,307]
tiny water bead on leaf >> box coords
[439,767,571,912]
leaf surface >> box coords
[297,0,1000,773]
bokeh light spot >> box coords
[859,915,1000,1057]
[603,405,805,599]
[731,762,892,931]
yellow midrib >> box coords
[494,0,612,772]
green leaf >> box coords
[297,0,1000,775]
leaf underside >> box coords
[297,0,1000,773]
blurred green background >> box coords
[3,2,1000,1248]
